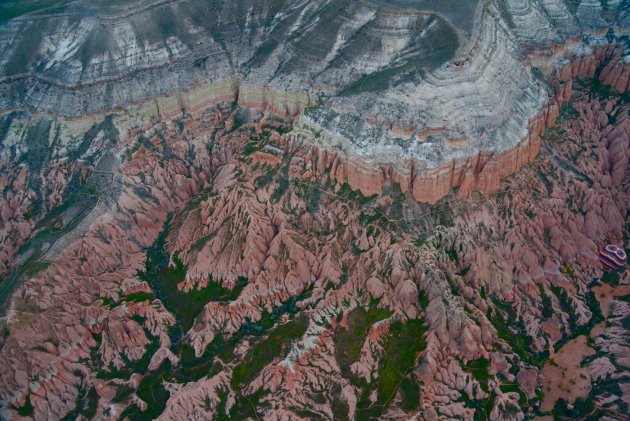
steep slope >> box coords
[0,0,624,170]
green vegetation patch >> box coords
[138,215,247,333]
[339,21,459,96]
[224,388,270,420]
[552,397,596,420]
[549,286,603,351]
[354,318,427,419]
[536,167,554,195]
[177,342,226,382]
[377,319,426,402]
[602,269,620,285]
[122,291,154,303]
[294,178,327,214]
[550,286,579,329]
[271,176,290,202]
[537,284,553,319]
[418,290,430,309]
[97,336,160,380]
[231,315,309,389]
[559,101,579,121]
[333,305,392,377]
[112,385,134,404]
[120,361,173,421]
[61,382,99,421]
[490,298,547,367]
[255,167,278,188]
[11,393,34,417]
[337,182,377,205]
[388,183,406,224]
[399,375,421,412]
[499,383,527,407]
[330,383,351,420]
[576,77,630,102]
[460,391,496,421]
[465,358,491,391]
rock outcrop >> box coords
[0,64,629,419]
[294,43,630,203]
[0,0,626,207]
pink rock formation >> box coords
[0,50,629,420]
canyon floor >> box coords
[0,62,628,421]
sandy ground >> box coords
[540,335,595,412]
[592,283,630,318]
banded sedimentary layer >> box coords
[0,0,626,171]
[297,43,630,203]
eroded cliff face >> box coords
[0,0,626,173]
[301,43,630,204]
[0,58,628,420]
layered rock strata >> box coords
[0,0,626,185]
[294,43,630,203]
